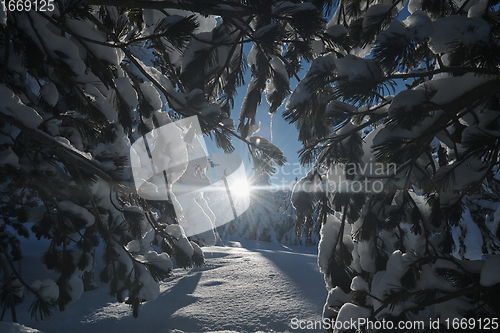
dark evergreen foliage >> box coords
[3,0,500,329]
[0,0,326,322]
[283,0,500,331]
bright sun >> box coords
[230,177,251,200]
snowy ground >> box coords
[11,240,326,333]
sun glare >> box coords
[230,177,252,199]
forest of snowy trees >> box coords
[218,189,323,245]
[1,0,500,331]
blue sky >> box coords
[203,3,412,189]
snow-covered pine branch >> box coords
[286,0,500,330]
[0,0,327,321]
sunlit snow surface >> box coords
[16,241,325,333]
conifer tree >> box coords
[285,0,500,330]
[0,0,305,320]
